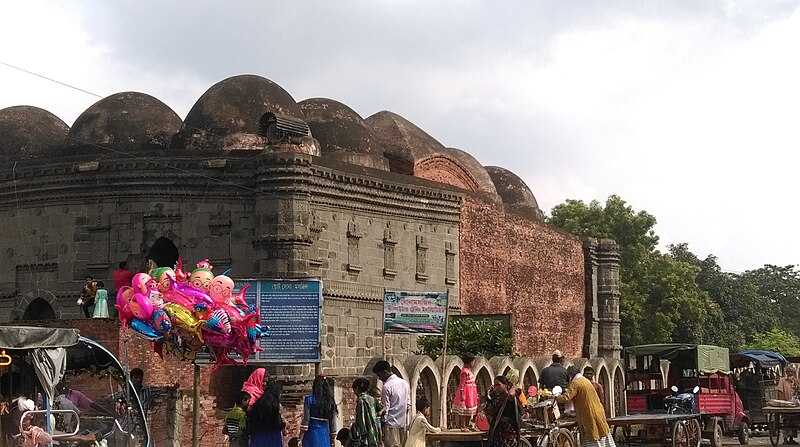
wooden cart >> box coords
[762,406,800,446]
[607,413,703,447]
[425,420,577,447]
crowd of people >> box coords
[220,350,612,447]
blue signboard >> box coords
[196,278,322,364]
[256,279,322,362]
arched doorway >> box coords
[21,298,56,320]
[614,366,625,417]
[416,367,440,425]
[523,368,537,393]
[147,237,179,268]
[446,367,460,428]
[475,367,492,403]
[599,366,611,415]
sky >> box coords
[2,1,799,273]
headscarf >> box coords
[242,368,267,406]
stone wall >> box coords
[458,195,586,357]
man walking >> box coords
[557,366,616,447]
[373,360,410,447]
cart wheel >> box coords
[769,413,781,447]
[737,421,750,445]
[519,437,534,447]
[672,421,689,447]
[551,428,576,447]
[688,419,702,447]
[710,421,723,447]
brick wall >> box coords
[458,195,586,357]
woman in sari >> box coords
[486,376,523,447]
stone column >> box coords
[582,237,599,358]
[253,153,313,278]
[597,239,622,359]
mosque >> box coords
[0,74,623,445]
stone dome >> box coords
[485,166,544,221]
[0,106,69,159]
[179,74,308,151]
[364,111,443,174]
[66,92,181,150]
[298,98,388,170]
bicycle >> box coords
[523,386,576,447]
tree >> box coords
[745,329,800,356]
[548,196,715,346]
[742,265,800,339]
[415,318,513,359]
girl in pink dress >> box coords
[452,353,479,431]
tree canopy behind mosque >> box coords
[548,195,800,352]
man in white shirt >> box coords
[373,360,410,447]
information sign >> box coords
[383,290,448,334]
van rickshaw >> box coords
[730,350,787,430]
[0,326,150,447]
[611,344,748,447]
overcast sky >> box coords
[2,1,799,273]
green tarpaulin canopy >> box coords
[624,344,730,375]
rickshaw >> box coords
[0,326,150,447]
[730,349,787,429]
[615,344,748,447]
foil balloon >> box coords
[152,267,175,293]
[152,309,172,335]
[230,283,250,309]
[189,267,214,292]
[115,287,135,327]
[209,275,235,304]
[169,278,214,306]
[163,303,204,343]
[194,303,232,334]
[128,292,155,321]
[131,273,156,295]
[130,318,162,341]
[174,257,189,282]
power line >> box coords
[0,60,104,99]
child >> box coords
[336,428,350,447]
[369,386,385,420]
[404,397,441,447]
[224,391,250,447]
[452,353,479,431]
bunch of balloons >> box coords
[116,258,269,369]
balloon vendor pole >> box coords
[440,289,450,429]
[192,362,200,447]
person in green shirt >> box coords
[224,391,250,447]
[351,378,381,447]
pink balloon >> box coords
[128,292,155,321]
[132,273,155,295]
[162,289,194,309]
[116,287,135,327]
[171,281,214,306]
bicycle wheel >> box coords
[672,421,689,447]
[687,419,702,447]
[519,437,534,447]
[550,428,576,447]
[769,413,781,447]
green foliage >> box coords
[415,318,513,359]
[745,329,800,356]
[547,194,800,353]
[548,196,712,346]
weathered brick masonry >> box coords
[459,195,585,357]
